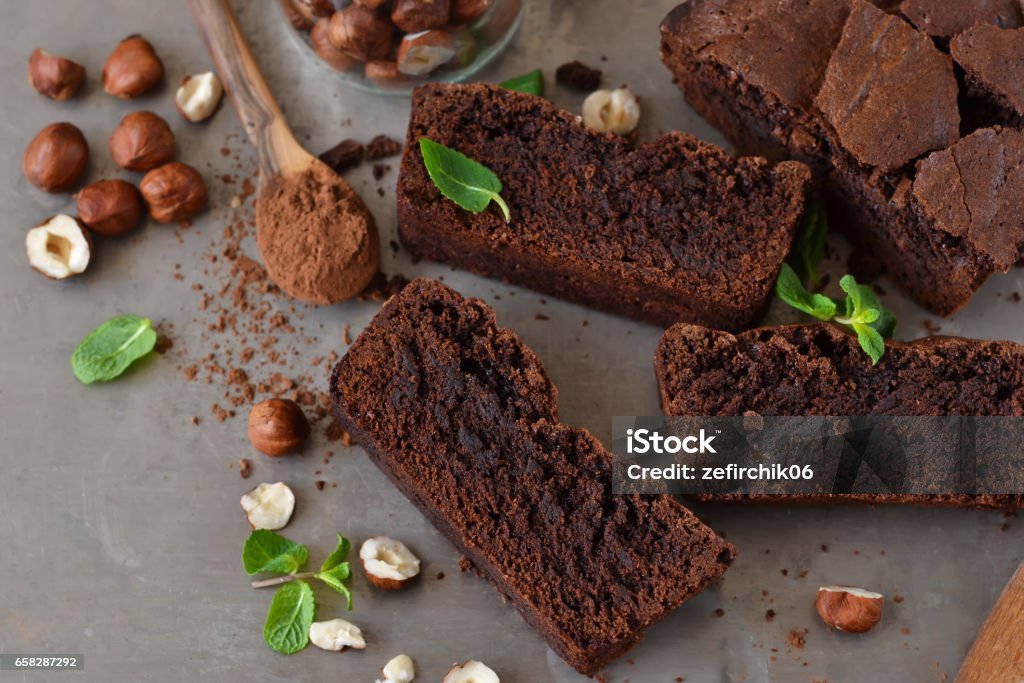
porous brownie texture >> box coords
[397,83,811,330]
[661,0,1024,315]
[655,322,1024,509]
[331,279,736,676]
[900,0,1022,41]
[952,24,1024,131]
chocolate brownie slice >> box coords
[900,0,1022,41]
[952,24,1024,131]
[396,83,811,330]
[654,322,1024,509]
[331,279,736,676]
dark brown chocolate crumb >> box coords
[315,480,326,490]
[713,608,725,617]
[1012,292,1021,303]
[893,594,905,604]
[900,627,910,635]
[556,60,602,91]
[372,163,390,180]
[319,139,364,174]
[923,319,942,334]
[820,544,829,552]
[535,313,550,321]
[365,134,402,161]
[239,458,252,479]
[788,628,808,650]
[798,569,808,579]
[436,571,445,580]
[458,557,473,572]
[342,323,352,346]
[765,609,776,622]
[190,415,200,426]
[781,568,789,576]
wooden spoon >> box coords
[188,0,379,304]
[957,560,1024,682]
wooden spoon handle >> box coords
[187,0,305,177]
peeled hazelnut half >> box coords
[240,481,295,530]
[26,215,91,280]
[311,18,358,72]
[140,162,208,223]
[582,87,640,136]
[284,0,335,29]
[328,5,394,62]
[815,586,884,633]
[308,618,366,652]
[397,30,457,76]
[381,654,415,683]
[103,35,164,99]
[248,398,310,456]
[23,122,89,193]
[77,179,144,237]
[175,72,223,123]
[360,536,421,589]
[452,0,493,24]
[110,111,175,172]
[391,0,451,33]
[28,48,85,100]
[442,660,500,683]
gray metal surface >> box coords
[1,1,1022,681]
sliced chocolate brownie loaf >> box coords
[900,0,1022,42]
[654,322,1024,509]
[331,279,736,676]
[661,0,1024,315]
[952,24,1024,131]
[396,83,811,330]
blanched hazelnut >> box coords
[311,18,358,72]
[109,111,175,172]
[365,60,413,88]
[391,0,451,33]
[240,481,295,530]
[452,0,493,23]
[23,122,89,193]
[139,162,208,223]
[102,35,164,99]
[397,30,457,76]
[175,72,224,123]
[582,87,641,135]
[77,180,144,237]
[309,618,366,652]
[26,215,91,280]
[443,661,500,683]
[328,5,394,62]
[248,398,310,456]
[360,536,421,589]
[28,49,85,100]
[381,654,416,683]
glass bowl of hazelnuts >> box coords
[281,0,524,95]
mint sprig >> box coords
[500,69,544,96]
[71,314,157,384]
[419,138,511,222]
[789,199,828,289]
[775,264,896,365]
[244,530,354,654]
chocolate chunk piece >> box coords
[952,24,1024,129]
[331,278,736,676]
[396,83,812,330]
[365,134,402,161]
[655,321,1024,509]
[555,60,602,91]
[318,138,364,173]
[815,0,960,171]
[912,126,1024,270]
[900,0,1022,40]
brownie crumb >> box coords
[372,163,390,180]
[781,568,789,576]
[923,319,942,334]
[765,609,776,622]
[900,627,910,635]
[788,628,808,650]
[238,458,252,479]
[893,594,905,604]
[820,544,829,552]
[458,557,473,573]
[342,323,352,346]
[365,134,402,161]
[1013,292,1022,303]
[190,415,200,426]
[713,608,725,617]
[436,571,445,580]
[315,480,326,491]
[556,60,602,91]
[318,139,363,174]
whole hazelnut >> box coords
[396,30,457,76]
[28,48,85,100]
[23,122,89,193]
[391,0,451,33]
[139,162,208,223]
[452,0,493,23]
[280,0,315,30]
[815,586,884,633]
[311,18,358,72]
[353,0,388,7]
[328,5,394,62]
[109,111,175,172]
[365,60,413,89]
[248,398,310,456]
[102,35,164,99]
[25,215,92,280]
[77,180,144,237]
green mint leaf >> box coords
[853,323,886,365]
[419,138,511,223]
[500,69,544,96]
[316,564,353,611]
[243,530,309,576]
[263,580,315,654]
[839,274,881,318]
[790,199,828,288]
[320,534,351,572]
[71,315,157,384]
[871,307,898,339]
[776,264,837,321]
